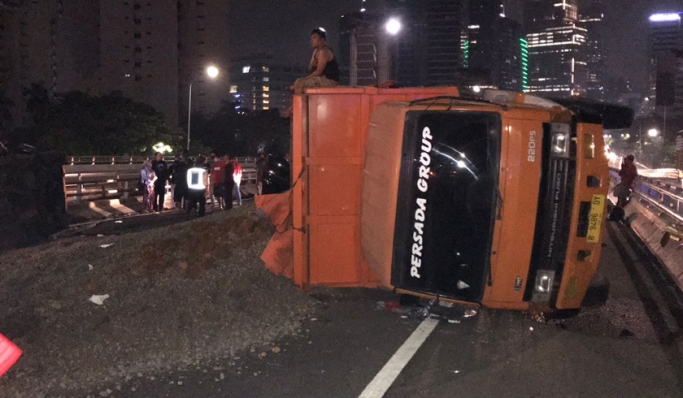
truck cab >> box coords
[288,87,632,311]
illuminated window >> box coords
[263,93,269,98]
[263,77,269,82]
[263,100,270,104]
[263,106,269,110]
[242,66,251,73]
[262,66,270,72]
[230,85,237,93]
[262,86,270,92]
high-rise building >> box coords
[0,0,101,125]
[647,12,683,115]
[425,0,469,85]
[177,1,230,119]
[524,0,587,97]
[98,1,181,127]
[229,55,301,112]
[0,1,230,130]
[385,0,468,87]
[579,1,607,100]
[466,1,525,91]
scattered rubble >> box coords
[377,297,479,323]
[88,294,110,306]
[0,205,316,397]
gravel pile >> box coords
[0,205,316,397]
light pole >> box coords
[187,65,220,151]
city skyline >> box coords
[230,0,680,95]
[2,0,681,128]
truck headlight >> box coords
[551,123,571,157]
[552,132,569,155]
[534,270,556,294]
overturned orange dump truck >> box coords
[274,87,633,311]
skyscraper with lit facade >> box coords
[579,1,607,100]
[384,0,468,86]
[524,0,587,97]
[647,12,683,116]
[229,55,301,112]
[466,1,526,91]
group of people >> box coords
[139,150,243,217]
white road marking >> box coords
[359,317,440,398]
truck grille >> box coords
[524,152,577,301]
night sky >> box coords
[230,0,683,93]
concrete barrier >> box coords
[618,193,683,292]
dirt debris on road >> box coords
[0,205,316,397]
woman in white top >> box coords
[140,159,157,212]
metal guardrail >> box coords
[610,169,683,226]
[67,156,257,165]
[64,162,257,204]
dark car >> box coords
[262,154,290,195]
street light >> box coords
[648,128,659,138]
[385,18,402,35]
[206,66,219,79]
[187,65,220,151]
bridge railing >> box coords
[67,156,257,165]
[610,169,683,225]
[64,158,257,204]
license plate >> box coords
[587,194,605,243]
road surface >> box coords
[74,219,683,398]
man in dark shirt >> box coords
[151,153,168,212]
[173,150,192,210]
[255,152,267,195]
[292,28,340,93]
[223,155,235,210]
[615,154,638,208]
[281,28,340,118]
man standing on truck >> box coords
[281,28,340,118]
[615,154,638,208]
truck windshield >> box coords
[393,111,502,302]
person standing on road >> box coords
[223,155,235,210]
[614,154,638,208]
[186,156,209,218]
[140,159,156,212]
[210,154,227,209]
[151,153,168,212]
[173,150,192,210]
[255,152,267,195]
[232,157,243,206]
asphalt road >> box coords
[78,218,683,398]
